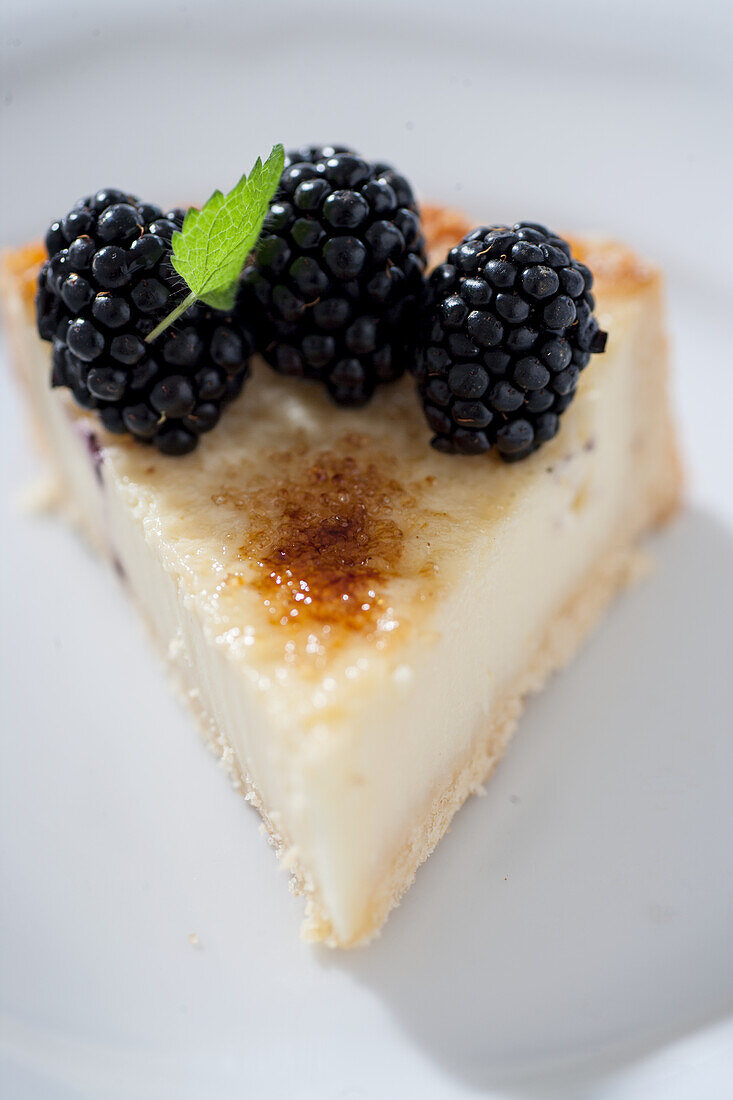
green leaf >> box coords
[197,282,239,312]
[171,143,284,308]
[145,144,284,343]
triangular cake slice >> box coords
[1,207,682,946]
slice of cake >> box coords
[1,181,681,946]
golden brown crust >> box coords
[421,203,473,265]
[216,438,409,634]
[1,242,46,312]
[2,207,659,325]
[419,203,659,296]
[567,236,658,296]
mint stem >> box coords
[144,290,198,344]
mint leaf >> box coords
[172,143,284,306]
[145,144,284,342]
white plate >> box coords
[2,2,732,1096]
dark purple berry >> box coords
[415,222,607,459]
[36,191,255,454]
[240,145,426,405]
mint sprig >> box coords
[145,144,284,343]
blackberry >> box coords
[414,223,608,461]
[241,145,427,406]
[37,190,255,455]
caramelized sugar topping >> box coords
[214,436,412,633]
[567,236,657,293]
[419,204,657,294]
[4,212,655,341]
[1,242,47,310]
[421,204,472,265]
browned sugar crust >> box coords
[214,436,409,633]
[420,203,658,294]
[3,207,657,321]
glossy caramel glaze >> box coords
[214,435,411,633]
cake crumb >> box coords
[188,932,201,948]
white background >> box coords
[1,1,732,1097]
